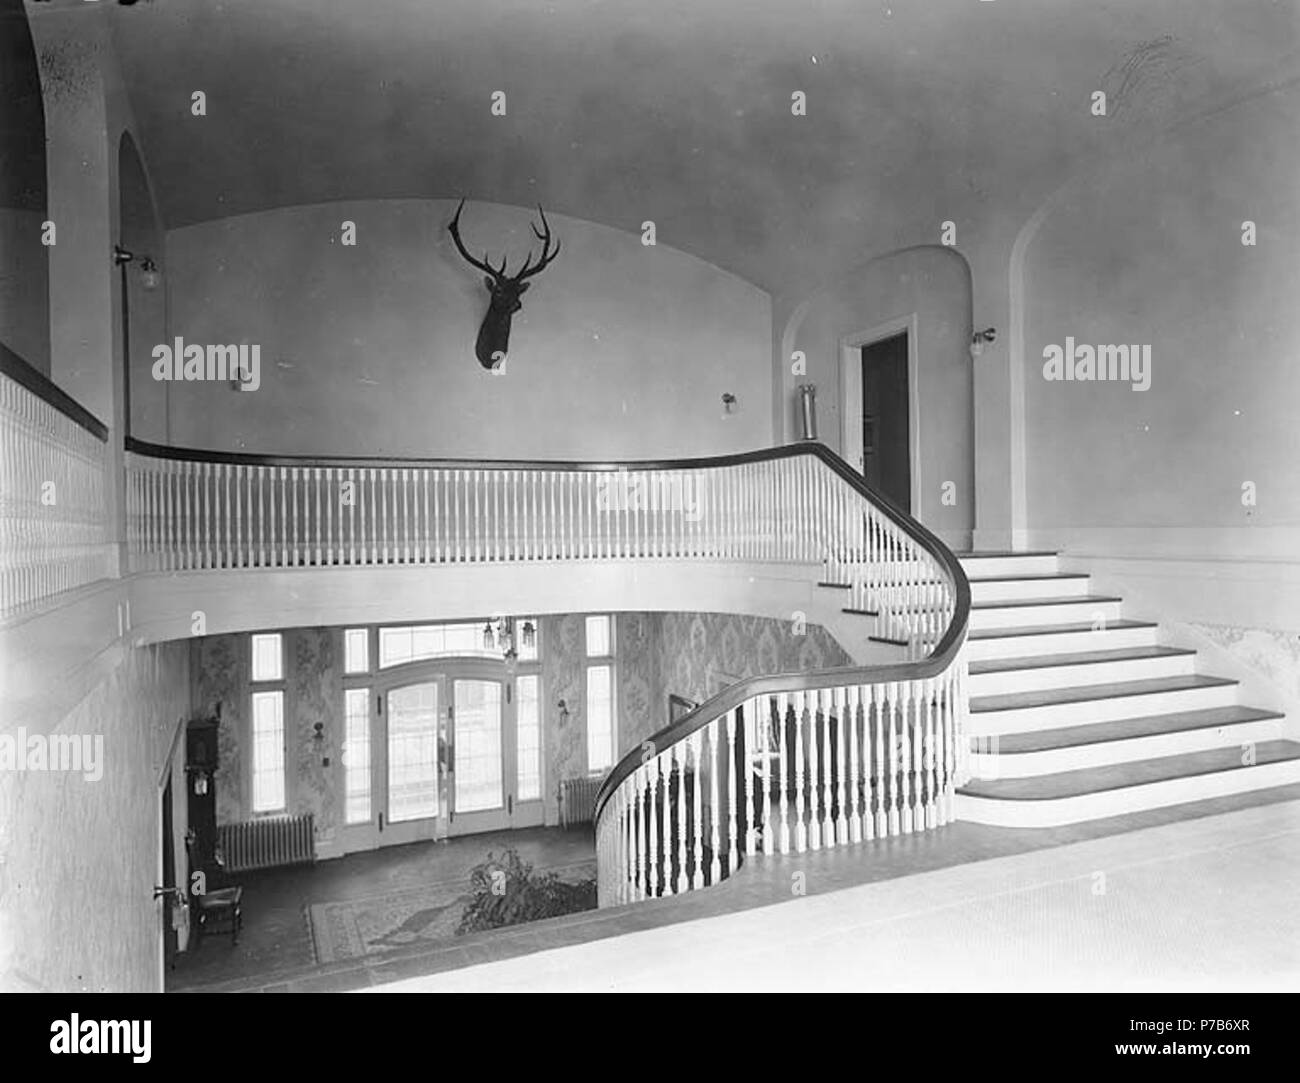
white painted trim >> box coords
[839,312,921,515]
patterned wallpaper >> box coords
[194,629,341,845]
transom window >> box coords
[379,619,539,668]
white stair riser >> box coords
[970,600,1122,630]
[953,758,1300,827]
[969,717,1287,778]
[970,683,1240,735]
[958,555,1059,578]
[969,577,1090,603]
[968,653,1196,696]
[964,625,1159,661]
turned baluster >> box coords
[848,685,862,844]
[690,731,705,889]
[900,680,915,833]
[761,698,774,856]
[725,710,738,876]
[834,686,849,846]
[743,703,757,857]
[794,690,807,853]
[806,690,821,851]
[646,758,660,897]
[676,741,689,893]
[708,718,722,884]
[776,692,790,855]
[635,767,648,900]
[659,751,674,896]
[819,688,834,847]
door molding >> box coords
[839,312,921,516]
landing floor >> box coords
[172,782,1300,992]
[376,795,1300,992]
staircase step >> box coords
[969,573,1091,603]
[970,674,1240,735]
[968,619,1156,640]
[969,645,1192,675]
[957,551,1059,577]
[972,594,1122,610]
[965,619,1158,661]
[996,705,1286,753]
[955,550,1059,558]
[970,595,1123,630]
[970,706,1287,777]
[954,740,1300,827]
[967,646,1196,696]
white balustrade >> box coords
[0,368,112,619]
[595,662,970,908]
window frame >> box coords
[584,615,616,775]
[248,632,287,816]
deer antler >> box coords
[515,206,561,281]
[448,199,503,279]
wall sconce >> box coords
[139,257,160,291]
[521,620,536,648]
[557,699,570,724]
[721,392,737,417]
[798,383,818,440]
[970,327,997,359]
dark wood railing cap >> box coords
[1,343,108,442]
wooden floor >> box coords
[167,826,595,992]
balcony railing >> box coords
[0,348,112,620]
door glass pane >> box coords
[387,682,440,823]
[516,675,541,802]
[343,688,371,824]
[454,679,503,812]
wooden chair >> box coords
[184,830,243,948]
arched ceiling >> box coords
[103,0,1298,296]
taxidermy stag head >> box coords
[448,200,561,370]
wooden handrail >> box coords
[1,342,108,442]
[592,445,970,822]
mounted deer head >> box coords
[448,200,561,370]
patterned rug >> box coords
[308,860,597,964]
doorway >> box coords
[342,662,544,853]
[840,315,920,515]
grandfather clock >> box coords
[185,708,220,865]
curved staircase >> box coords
[955,551,1300,827]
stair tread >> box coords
[993,705,1286,753]
[968,572,1088,583]
[972,594,1122,609]
[971,673,1236,712]
[968,619,1156,640]
[955,550,1059,558]
[968,645,1194,675]
[958,740,1300,800]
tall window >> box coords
[585,615,615,773]
[343,687,371,824]
[517,674,542,801]
[250,633,285,813]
